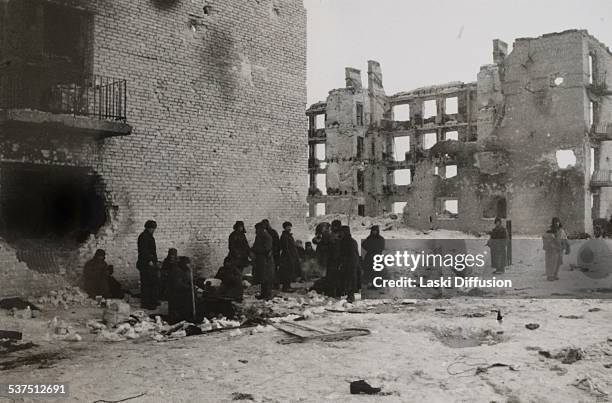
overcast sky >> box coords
[303,0,612,105]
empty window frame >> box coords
[393,169,411,186]
[356,102,364,126]
[316,173,327,195]
[423,100,437,119]
[393,104,411,121]
[482,196,507,219]
[445,131,459,141]
[591,147,596,176]
[315,114,325,129]
[445,97,458,114]
[392,202,407,215]
[314,143,326,161]
[315,203,326,216]
[357,170,365,191]
[358,204,365,217]
[423,132,437,150]
[439,199,458,218]
[588,54,594,84]
[444,165,457,179]
[357,137,364,159]
[393,136,411,162]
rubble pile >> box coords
[47,317,82,342]
[37,287,95,309]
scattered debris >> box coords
[525,323,540,330]
[231,392,255,401]
[0,339,36,353]
[559,315,583,319]
[463,312,487,318]
[588,308,602,312]
[271,320,370,344]
[496,310,503,323]
[572,376,608,398]
[350,380,381,395]
[37,287,94,309]
[539,347,584,364]
[475,363,518,374]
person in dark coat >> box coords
[486,217,508,274]
[82,249,112,299]
[262,219,281,288]
[167,256,194,324]
[279,221,300,291]
[339,226,360,303]
[137,220,160,310]
[252,222,275,300]
[228,221,251,274]
[160,248,178,301]
[311,222,334,295]
[215,257,244,302]
[327,219,343,297]
[361,226,385,289]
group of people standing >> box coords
[311,220,386,302]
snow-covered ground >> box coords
[1,219,612,402]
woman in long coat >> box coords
[542,217,570,281]
[486,217,508,274]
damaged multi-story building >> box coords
[307,29,612,236]
[0,0,306,296]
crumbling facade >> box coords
[0,0,307,296]
[307,30,612,236]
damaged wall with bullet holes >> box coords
[0,0,307,296]
[307,30,612,236]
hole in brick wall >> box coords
[556,150,576,169]
[392,202,407,215]
[553,76,564,86]
[392,104,410,121]
[0,163,108,273]
[315,203,326,216]
[393,136,410,161]
[358,204,365,217]
[203,5,211,15]
[438,199,458,219]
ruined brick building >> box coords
[0,0,307,296]
[307,30,612,236]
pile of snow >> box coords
[37,287,94,309]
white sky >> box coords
[304,0,612,105]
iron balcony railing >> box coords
[0,69,127,122]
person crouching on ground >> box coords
[83,249,112,299]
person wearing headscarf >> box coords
[486,217,508,274]
[137,220,159,309]
[361,225,385,289]
[82,249,112,299]
[279,221,300,291]
[542,217,570,281]
[228,221,251,274]
[338,225,360,303]
[252,222,275,300]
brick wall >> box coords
[0,0,307,295]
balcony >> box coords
[591,170,612,187]
[0,68,131,137]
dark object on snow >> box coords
[0,330,22,340]
[185,324,202,336]
[525,323,540,330]
[0,340,36,353]
[496,310,503,323]
[0,298,39,311]
[231,392,255,401]
[588,308,602,312]
[538,350,552,358]
[435,308,446,312]
[475,363,518,374]
[350,380,381,395]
